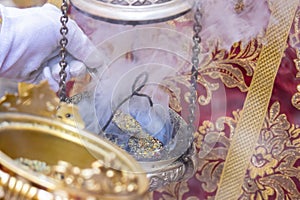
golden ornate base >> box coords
[0,81,149,199]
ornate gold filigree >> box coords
[0,81,84,128]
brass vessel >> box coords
[0,81,149,199]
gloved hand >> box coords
[0,3,105,90]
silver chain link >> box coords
[187,6,202,138]
[58,0,69,102]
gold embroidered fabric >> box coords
[155,101,300,199]
[163,40,261,114]
[215,1,298,198]
[151,1,300,199]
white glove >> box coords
[40,54,88,91]
[0,3,105,88]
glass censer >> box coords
[67,0,201,191]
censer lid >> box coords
[70,0,194,24]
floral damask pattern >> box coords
[240,102,300,200]
[199,39,260,92]
[152,110,241,199]
[288,8,300,111]
[152,5,300,199]
[163,40,261,113]
[152,102,300,199]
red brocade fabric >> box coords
[151,34,300,200]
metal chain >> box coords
[58,0,69,102]
[187,6,202,139]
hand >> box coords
[0,3,105,89]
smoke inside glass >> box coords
[71,10,194,162]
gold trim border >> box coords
[215,0,298,199]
